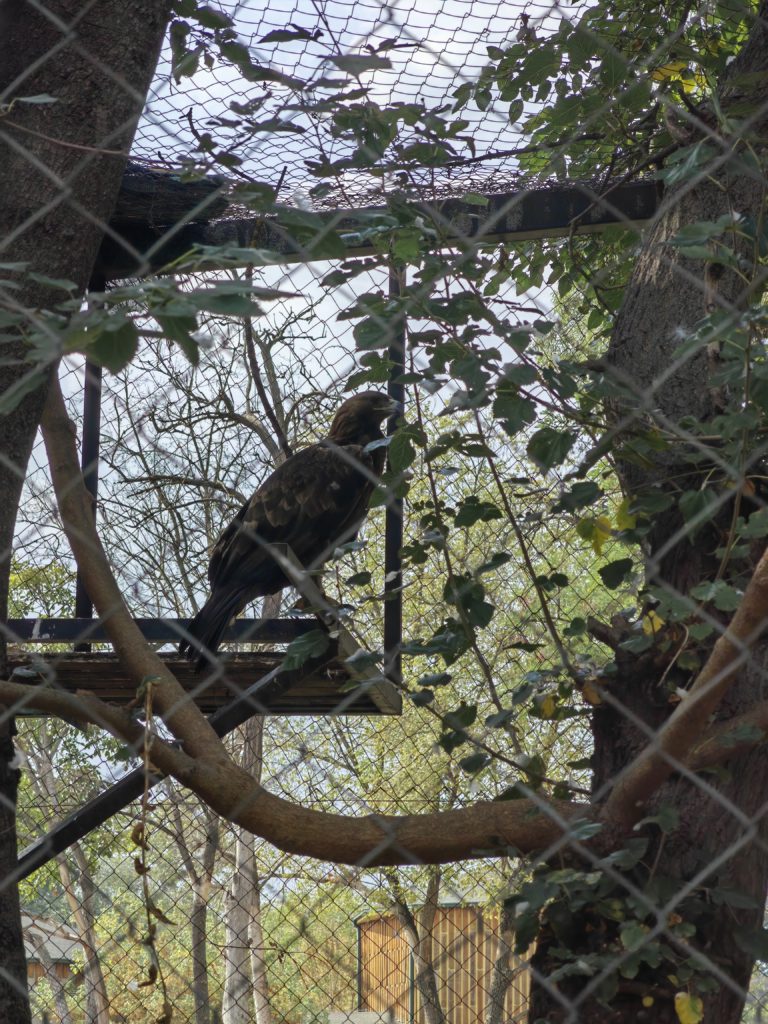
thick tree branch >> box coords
[41,378,227,762]
[601,546,768,827]
[0,672,584,865]
[689,702,768,770]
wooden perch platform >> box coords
[6,652,399,716]
[5,618,402,717]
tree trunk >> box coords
[165,783,219,1024]
[222,838,254,1024]
[529,4,768,1020]
[392,868,445,1024]
[27,928,71,1024]
[191,890,212,1024]
[59,848,110,1024]
[0,727,30,1024]
[249,883,273,1024]
[0,5,167,1021]
[222,715,272,1024]
[486,901,515,1024]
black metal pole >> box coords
[384,265,405,686]
[73,358,102,625]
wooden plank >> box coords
[6,651,399,716]
[4,617,312,644]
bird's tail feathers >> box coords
[179,588,247,672]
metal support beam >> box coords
[385,265,405,685]
[73,358,102,632]
[95,180,660,280]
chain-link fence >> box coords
[4,1,768,1023]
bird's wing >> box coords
[208,442,378,591]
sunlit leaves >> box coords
[674,993,704,1024]
[576,516,612,556]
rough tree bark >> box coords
[0,5,169,1021]
[529,3,768,1021]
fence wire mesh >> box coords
[4,0,768,1023]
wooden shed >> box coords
[356,904,529,1024]
[23,912,81,986]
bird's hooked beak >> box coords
[384,396,403,419]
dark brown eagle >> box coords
[180,391,397,668]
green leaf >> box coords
[527,427,576,472]
[492,393,536,436]
[634,805,679,833]
[329,54,392,75]
[353,317,387,349]
[26,272,77,292]
[678,489,720,533]
[410,689,434,706]
[475,552,512,576]
[564,617,587,637]
[553,481,602,513]
[388,431,416,474]
[454,496,502,527]
[460,752,490,773]
[689,580,742,611]
[740,507,768,538]
[508,99,524,123]
[500,363,538,387]
[282,629,330,671]
[392,229,422,261]
[418,672,452,688]
[87,319,138,373]
[602,837,648,869]
[598,558,634,590]
[259,25,318,43]
[194,6,233,29]
[442,701,477,730]
[156,314,200,365]
[345,571,372,586]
